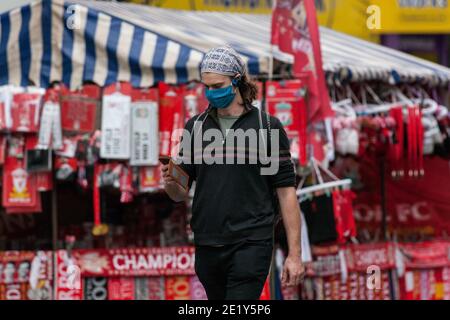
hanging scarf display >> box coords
[100,83,132,159]
[158,83,184,157]
[130,88,159,166]
[92,163,107,236]
[60,84,100,133]
[108,277,135,300]
[119,165,133,203]
[331,189,357,244]
[388,106,404,178]
[37,88,63,150]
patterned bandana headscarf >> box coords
[200,46,246,77]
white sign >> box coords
[130,101,159,166]
[100,92,131,159]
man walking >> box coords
[163,46,305,300]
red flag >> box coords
[271,0,333,123]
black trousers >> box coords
[194,238,273,300]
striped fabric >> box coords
[0,0,449,90]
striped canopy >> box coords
[1,0,450,90]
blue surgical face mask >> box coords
[205,79,239,109]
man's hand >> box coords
[161,164,187,202]
[281,255,305,287]
[162,164,175,185]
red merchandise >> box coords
[10,92,42,133]
[266,80,308,164]
[108,277,135,300]
[158,83,184,157]
[139,166,162,192]
[0,136,6,164]
[0,283,29,300]
[344,243,395,272]
[0,251,52,286]
[5,193,42,214]
[2,156,38,208]
[55,250,82,300]
[119,165,133,203]
[332,189,357,243]
[93,163,102,227]
[333,156,450,238]
[183,83,209,123]
[259,278,271,300]
[35,172,53,192]
[165,276,190,300]
[61,85,100,133]
[388,106,404,177]
[398,241,450,269]
[147,277,165,300]
[72,247,195,277]
[270,0,332,123]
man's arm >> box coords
[277,186,301,257]
[277,186,305,287]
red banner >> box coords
[0,251,52,285]
[345,243,395,272]
[72,247,195,277]
[399,241,450,269]
[332,156,450,239]
[10,92,42,133]
[2,157,38,208]
[271,0,332,123]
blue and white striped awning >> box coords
[1,0,450,90]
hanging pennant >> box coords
[100,83,132,159]
[130,88,159,166]
[60,85,100,133]
[10,92,43,133]
[2,156,38,208]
